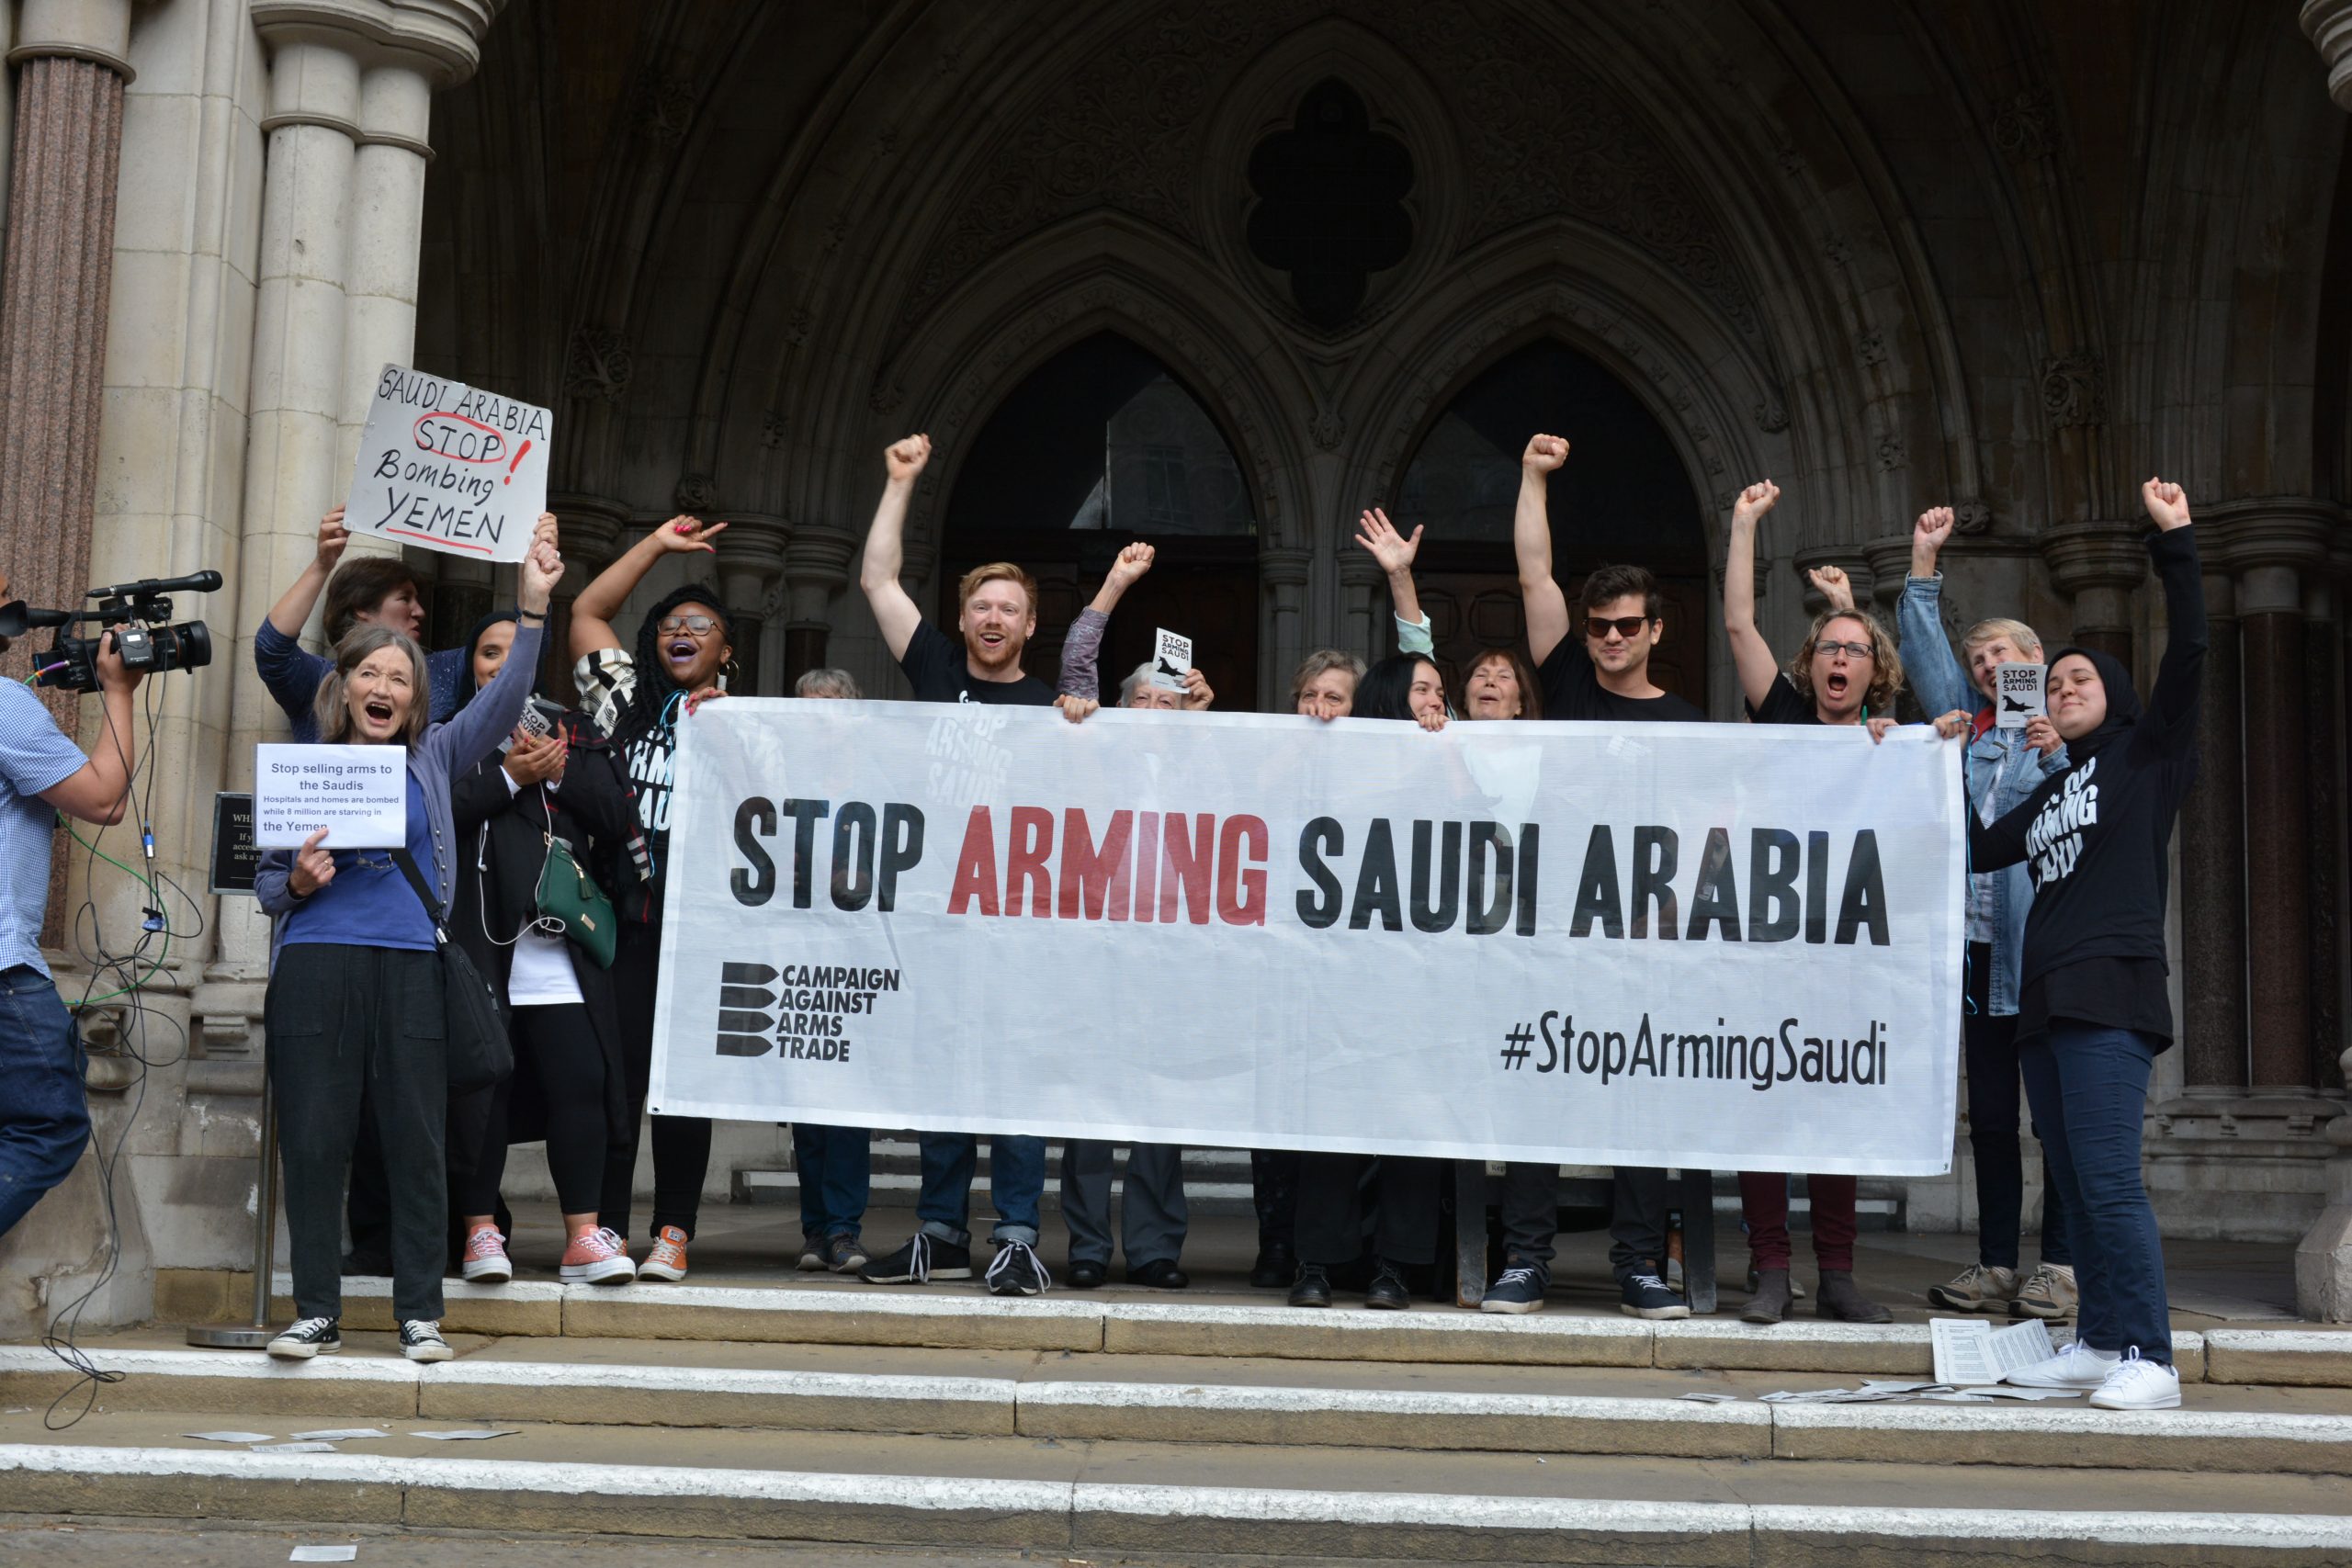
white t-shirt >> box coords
[494,764,584,1008]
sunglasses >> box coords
[1585,615,1655,640]
[657,615,721,636]
[1815,639,1874,660]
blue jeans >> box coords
[916,1132,1044,1247]
[792,1123,872,1240]
[2018,1023,2170,1363]
[0,965,90,1238]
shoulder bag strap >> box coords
[388,847,452,938]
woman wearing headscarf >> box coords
[443,609,639,1286]
[1972,479,2201,1412]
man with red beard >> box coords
[856,433,1055,1295]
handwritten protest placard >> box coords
[343,364,551,563]
[253,744,406,849]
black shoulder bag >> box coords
[390,848,514,1094]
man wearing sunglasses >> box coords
[1489,434,1705,1321]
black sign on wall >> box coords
[210,793,259,896]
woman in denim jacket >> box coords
[1894,505,2075,1321]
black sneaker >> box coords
[1363,1261,1411,1311]
[400,1320,453,1363]
[265,1316,340,1359]
[860,1234,971,1284]
[821,1233,870,1274]
[985,1239,1051,1296]
[1287,1263,1333,1308]
[1480,1263,1549,1314]
[1619,1271,1691,1320]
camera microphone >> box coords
[86,570,222,600]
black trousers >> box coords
[458,1002,607,1216]
[601,924,711,1241]
[1250,1149,1298,1248]
[1295,1153,1441,1268]
[268,944,447,1323]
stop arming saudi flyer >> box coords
[649,701,1966,1176]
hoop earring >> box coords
[719,657,741,693]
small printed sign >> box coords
[1994,663,2046,729]
[209,793,260,896]
[1149,627,1193,693]
[254,744,407,850]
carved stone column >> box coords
[717,510,789,695]
[542,491,627,702]
[1860,536,1914,615]
[781,519,859,687]
[1261,547,1310,706]
[2178,562,2247,1092]
[2309,573,2345,1096]
[0,0,132,728]
[1793,547,1872,619]
[2039,522,2143,666]
[1337,548,1383,663]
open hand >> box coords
[1353,508,1423,575]
[503,728,567,786]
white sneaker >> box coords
[2089,1348,2180,1410]
[2007,1338,2120,1389]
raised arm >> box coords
[1514,435,1573,665]
[264,507,350,637]
[1805,565,1857,614]
[1353,508,1427,636]
[2138,479,2204,749]
[568,511,725,660]
[858,434,932,662]
[1722,480,1783,712]
[1894,506,1972,717]
[1058,542,1154,705]
[435,537,560,775]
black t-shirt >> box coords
[900,619,1056,706]
[1746,673,1821,727]
[1538,637,1707,724]
[1973,526,2205,1044]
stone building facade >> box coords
[2,0,2349,1332]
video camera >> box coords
[0,570,220,694]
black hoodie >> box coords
[1970,525,2204,1043]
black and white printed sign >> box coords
[1994,663,2046,729]
[1149,628,1193,693]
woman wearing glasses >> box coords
[1721,479,1965,1325]
[568,516,738,1285]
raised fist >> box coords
[885,434,933,484]
[1522,434,1569,474]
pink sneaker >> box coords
[459,1225,512,1283]
[560,1226,637,1285]
[638,1224,689,1282]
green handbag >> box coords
[535,831,617,969]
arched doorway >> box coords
[1395,340,1709,707]
[941,332,1261,707]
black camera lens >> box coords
[162,621,213,673]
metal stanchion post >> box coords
[185,1058,277,1348]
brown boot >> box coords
[1741,1267,1792,1325]
[1815,1269,1893,1324]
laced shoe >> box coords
[2010,1262,2079,1321]
[796,1236,827,1271]
[1481,1263,1550,1314]
[401,1320,454,1363]
[560,1226,637,1285]
[637,1225,690,1282]
[985,1239,1051,1297]
[1363,1260,1411,1311]
[822,1233,870,1274]
[2007,1338,2121,1389]
[1619,1271,1690,1320]
[1287,1263,1334,1309]
[266,1316,341,1359]
[458,1225,513,1284]
[861,1233,971,1285]
[1928,1262,2017,1314]
[2088,1348,2180,1411]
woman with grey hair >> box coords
[794,668,861,700]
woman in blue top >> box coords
[254,532,563,1364]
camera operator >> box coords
[0,568,141,1239]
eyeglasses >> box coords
[1585,615,1654,641]
[657,615,720,636]
[1815,639,1874,660]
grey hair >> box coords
[794,667,861,699]
[1289,647,1366,700]
[1115,660,1159,707]
[315,624,431,748]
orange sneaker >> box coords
[638,1224,689,1281]
[560,1226,637,1285]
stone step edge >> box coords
[5,1348,2349,1472]
[3,1445,2349,1558]
[214,1271,2330,1383]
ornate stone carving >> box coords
[1754,396,1790,433]
[759,410,787,450]
[1952,498,1994,536]
[1876,434,1905,472]
[1992,86,2057,163]
[1308,407,1347,451]
[636,74,697,147]
[562,325,633,402]
[674,473,718,512]
[1857,333,1886,367]
[2041,350,2108,429]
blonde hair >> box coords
[1288,648,1365,702]
[956,561,1038,617]
[1790,608,1904,716]
[1961,617,2042,660]
[315,625,431,748]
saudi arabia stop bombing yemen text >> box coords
[725,795,1897,946]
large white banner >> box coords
[650,701,1966,1175]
